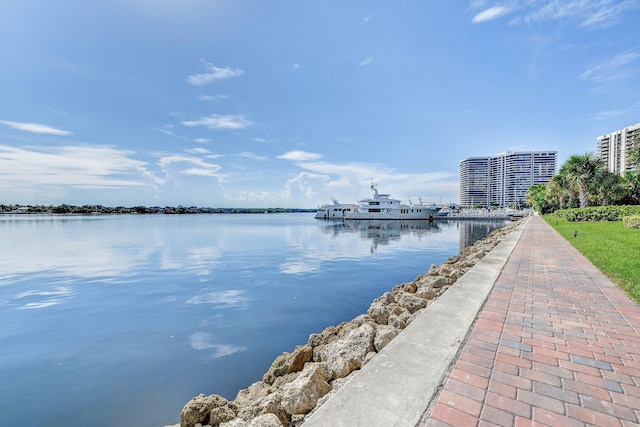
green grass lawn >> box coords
[543,215,640,306]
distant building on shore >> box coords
[597,122,640,176]
[459,151,557,209]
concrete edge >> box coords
[302,218,530,427]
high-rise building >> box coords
[460,151,557,209]
[597,123,640,176]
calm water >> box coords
[0,214,507,426]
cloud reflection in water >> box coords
[14,285,73,309]
[186,290,248,308]
[188,332,247,362]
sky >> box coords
[1,1,640,208]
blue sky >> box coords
[1,1,639,208]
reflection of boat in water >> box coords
[316,218,507,255]
[343,220,441,253]
[345,183,441,220]
[314,198,355,220]
[346,220,438,232]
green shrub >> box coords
[554,205,640,221]
[623,215,640,229]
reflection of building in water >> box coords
[318,219,508,255]
[457,220,509,251]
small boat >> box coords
[314,197,355,220]
[345,183,441,220]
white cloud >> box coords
[359,57,373,66]
[221,158,459,207]
[194,138,211,144]
[578,2,632,28]
[253,136,278,144]
[187,59,244,85]
[158,124,176,136]
[281,172,326,201]
[277,150,323,161]
[520,0,636,28]
[237,152,268,161]
[358,14,373,26]
[0,120,73,136]
[290,161,460,205]
[157,154,222,179]
[470,1,638,28]
[283,62,301,72]
[580,51,640,82]
[182,168,220,177]
[472,6,509,23]
[231,190,276,203]
[590,102,640,120]
[198,94,230,101]
[0,145,154,189]
[182,114,254,130]
[590,109,626,120]
[185,147,211,155]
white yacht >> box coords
[345,184,441,220]
[314,197,355,220]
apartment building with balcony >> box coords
[460,151,557,209]
[597,122,640,176]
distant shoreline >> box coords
[0,205,316,215]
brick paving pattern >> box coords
[423,216,640,427]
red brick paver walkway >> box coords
[423,216,640,427]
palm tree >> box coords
[559,152,605,208]
[591,169,623,206]
[525,184,550,213]
[546,174,574,209]
[622,171,640,204]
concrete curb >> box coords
[302,218,529,427]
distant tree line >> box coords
[526,137,640,214]
[0,204,316,215]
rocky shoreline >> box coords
[172,220,523,427]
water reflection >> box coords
[317,219,508,254]
[1,215,510,305]
[454,219,510,250]
[333,220,442,254]
[14,285,73,310]
[188,332,248,362]
[0,213,512,427]
[186,290,249,308]
[0,215,162,280]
